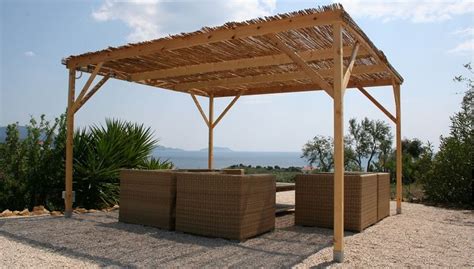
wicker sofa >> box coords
[295,172,389,232]
[175,172,276,241]
[119,169,177,230]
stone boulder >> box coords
[0,209,14,217]
[32,205,50,215]
[19,209,30,216]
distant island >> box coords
[199,147,233,152]
[154,145,186,152]
[154,145,234,153]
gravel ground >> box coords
[0,191,472,268]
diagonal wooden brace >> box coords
[357,86,396,123]
[190,93,210,127]
[342,43,360,91]
[212,90,244,128]
[75,62,104,105]
[74,75,110,113]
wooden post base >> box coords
[333,250,344,263]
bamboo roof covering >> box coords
[64,4,403,97]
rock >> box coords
[0,209,14,217]
[13,210,20,215]
[50,211,63,216]
[19,209,30,216]
[74,208,87,214]
[111,205,120,211]
[33,205,45,212]
[32,205,49,215]
[87,209,98,213]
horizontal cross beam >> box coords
[130,46,369,81]
[173,64,386,91]
[211,78,395,97]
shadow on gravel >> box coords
[0,212,334,268]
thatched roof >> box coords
[64,4,403,97]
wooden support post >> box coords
[208,94,214,169]
[65,69,75,218]
[333,22,345,263]
[393,83,402,214]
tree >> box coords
[301,135,334,171]
[301,135,358,172]
[421,64,473,205]
[346,117,393,171]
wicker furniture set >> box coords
[119,169,390,240]
[295,172,390,232]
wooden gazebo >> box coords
[63,4,403,262]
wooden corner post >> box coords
[65,69,75,217]
[393,83,402,214]
[208,94,214,169]
[333,22,345,263]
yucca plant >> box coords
[73,119,163,209]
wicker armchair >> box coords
[295,173,378,232]
[175,172,275,240]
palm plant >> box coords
[73,119,167,209]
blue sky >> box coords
[1,0,473,151]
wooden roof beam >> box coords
[130,46,369,81]
[173,64,387,90]
[211,78,396,97]
[66,10,343,68]
[265,33,334,97]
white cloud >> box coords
[24,51,35,57]
[448,27,474,55]
[92,0,276,42]
[334,0,474,23]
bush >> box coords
[0,115,173,211]
[421,87,473,205]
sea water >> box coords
[153,151,306,169]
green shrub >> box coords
[0,116,173,211]
[421,87,473,205]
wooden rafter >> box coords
[265,33,333,97]
[66,10,342,68]
[174,64,386,91]
[190,94,210,127]
[130,47,369,81]
[342,43,359,90]
[74,75,110,113]
[357,86,396,123]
